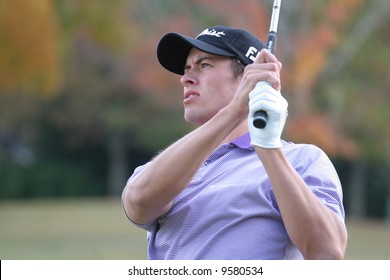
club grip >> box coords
[267,31,277,54]
[252,81,271,128]
[253,110,268,128]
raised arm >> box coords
[121,105,245,225]
[248,50,347,259]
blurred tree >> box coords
[48,0,271,195]
[280,0,390,217]
[50,0,159,195]
[0,0,60,176]
[1,0,389,217]
[318,0,390,217]
[278,0,364,159]
[0,0,60,94]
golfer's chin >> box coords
[184,110,211,126]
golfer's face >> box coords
[181,48,239,125]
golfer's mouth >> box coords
[184,91,200,104]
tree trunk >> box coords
[348,160,366,217]
[107,130,128,196]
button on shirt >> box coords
[126,133,345,260]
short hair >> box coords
[231,58,245,79]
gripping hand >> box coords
[248,81,288,149]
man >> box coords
[122,25,347,260]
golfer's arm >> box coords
[256,148,347,259]
[122,106,244,225]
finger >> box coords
[254,48,278,64]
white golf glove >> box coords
[248,81,288,149]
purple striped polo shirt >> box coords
[126,133,345,260]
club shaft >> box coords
[267,0,281,54]
[269,0,281,34]
[253,0,282,129]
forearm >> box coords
[256,147,347,259]
[122,106,245,224]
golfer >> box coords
[122,25,347,259]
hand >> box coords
[248,81,288,149]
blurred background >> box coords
[1,0,389,259]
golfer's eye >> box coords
[183,65,192,74]
[201,63,211,69]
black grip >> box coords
[253,110,268,128]
[266,31,277,54]
[252,31,276,129]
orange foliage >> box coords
[0,0,60,96]
[288,25,339,91]
[283,0,363,158]
[327,0,363,24]
[194,0,268,40]
[287,0,363,92]
[285,114,359,160]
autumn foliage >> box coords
[281,0,363,159]
[0,0,382,161]
[0,0,60,95]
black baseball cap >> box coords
[157,25,265,75]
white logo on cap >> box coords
[196,29,226,38]
[245,46,260,62]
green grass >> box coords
[344,218,390,259]
[0,198,389,259]
[0,198,147,259]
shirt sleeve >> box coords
[294,144,346,221]
[121,162,158,232]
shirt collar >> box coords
[231,133,253,150]
[231,133,289,150]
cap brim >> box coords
[157,33,235,75]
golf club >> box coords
[252,0,282,129]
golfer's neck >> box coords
[219,119,248,146]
